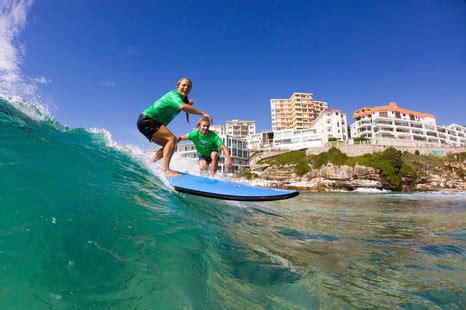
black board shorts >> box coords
[198,155,213,164]
[137,114,163,141]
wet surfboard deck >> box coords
[167,172,299,201]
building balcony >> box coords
[374,120,394,125]
[375,126,394,132]
[394,122,410,127]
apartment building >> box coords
[272,128,322,150]
[246,131,274,150]
[312,108,348,142]
[209,120,255,138]
[350,102,466,147]
[209,124,226,135]
[247,109,348,151]
[271,92,328,131]
[176,135,249,174]
[225,119,256,138]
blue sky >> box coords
[1,0,465,148]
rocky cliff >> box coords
[241,152,465,192]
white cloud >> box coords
[122,46,140,56]
[0,0,41,96]
[31,76,51,84]
[102,81,116,87]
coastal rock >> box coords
[319,164,353,180]
[246,152,464,191]
[353,165,379,179]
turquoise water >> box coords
[1,96,465,308]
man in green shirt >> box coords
[137,78,212,177]
[178,117,233,176]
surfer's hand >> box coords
[226,158,233,170]
[188,99,194,105]
[203,113,212,123]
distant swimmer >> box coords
[137,77,212,177]
[177,117,233,177]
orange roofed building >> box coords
[350,102,465,147]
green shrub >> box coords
[241,171,259,180]
[312,147,347,168]
[346,147,404,187]
[376,147,403,186]
[353,137,369,142]
[260,150,310,177]
[448,152,466,162]
[400,162,418,180]
[295,161,310,176]
[262,150,306,165]
[414,150,420,156]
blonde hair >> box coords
[196,117,211,128]
[176,77,192,88]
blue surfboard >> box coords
[168,172,299,201]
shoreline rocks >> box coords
[239,162,465,192]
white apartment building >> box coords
[272,128,322,150]
[209,120,255,138]
[246,131,274,150]
[209,124,226,135]
[312,108,348,142]
[271,92,328,131]
[225,119,256,138]
[247,109,348,151]
[350,102,466,147]
[176,135,249,174]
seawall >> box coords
[305,145,466,157]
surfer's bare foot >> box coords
[164,170,180,177]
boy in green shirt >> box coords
[136,78,212,177]
[178,117,233,176]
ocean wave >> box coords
[0,93,52,122]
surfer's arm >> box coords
[220,145,233,170]
[177,135,188,142]
[179,104,212,123]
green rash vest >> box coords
[142,90,189,126]
[187,130,224,158]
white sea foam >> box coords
[0,93,52,122]
[385,191,466,201]
[353,188,391,193]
